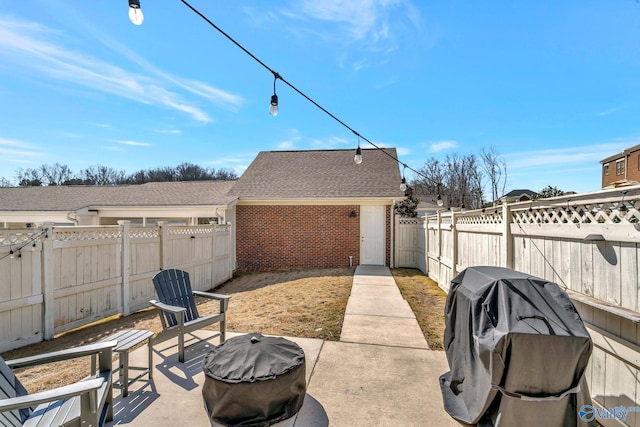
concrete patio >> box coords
[105,265,457,426]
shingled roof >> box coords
[0,181,237,212]
[229,148,404,199]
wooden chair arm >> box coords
[6,341,117,370]
[0,378,103,412]
[149,299,187,315]
[192,291,231,312]
[192,291,230,301]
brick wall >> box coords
[236,205,361,272]
[602,149,640,187]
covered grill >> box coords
[439,266,596,427]
[202,333,306,426]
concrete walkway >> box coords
[106,266,456,426]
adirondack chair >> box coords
[150,269,231,363]
[0,340,116,427]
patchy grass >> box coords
[392,268,448,350]
[2,267,353,393]
[2,267,448,394]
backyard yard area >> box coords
[1,267,446,393]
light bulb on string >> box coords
[269,73,280,116]
[436,183,444,207]
[400,164,407,192]
[128,0,144,25]
[354,134,363,164]
[9,249,14,259]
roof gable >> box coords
[229,148,404,199]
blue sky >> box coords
[0,1,639,195]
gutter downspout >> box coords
[66,211,79,226]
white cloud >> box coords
[430,140,458,152]
[276,0,421,68]
[0,15,245,123]
[293,0,414,43]
[0,137,35,149]
[597,106,625,117]
[504,141,634,170]
[277,140,296,150]
[396,147,411,156]
[0,138,44,165]
[155,129,182,135]
[115,140,152,147]
[310,135,350,149]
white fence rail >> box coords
[395,185,640,427]
[0,221,233,352]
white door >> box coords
[360,205,385,265]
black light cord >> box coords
[178,0,437,186]
[0,228,48,261]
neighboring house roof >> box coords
[0,181,237,212]
[229,148,404,200]
[600,143,640,164]
[501,189,539,199]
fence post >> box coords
[211,224,216,286]
[451,211,458,277]
[422,217,428,275]
[118,220,131,316]
[502,202,513,269]
[158,221,167,269]
[437,211,443,281]
[41,222,54,340]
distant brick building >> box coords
[229,149,403,272]
[600,144,640,188]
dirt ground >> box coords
[2,267,446,393]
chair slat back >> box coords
[0,356,31,426]
[152,269,200,327]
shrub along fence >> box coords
[395,185,640,427]
[0,221,232,352]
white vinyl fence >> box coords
[0,221,233,352]
[395,185,640,427]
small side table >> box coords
[100,329,154,397]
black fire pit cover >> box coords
[202,333,306,426]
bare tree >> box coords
[79,165,127,185]
[6,162,238,186]
[414,157,445,192]
[480,146,507,202]
[40,163,73,186]
[414,153,485,209]
[17,167,44,186]
[0,177,15,187]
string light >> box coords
[128,0,144,25]
[353,133,363,165]
[618,190,629,216]
[400,164,407,192]
[269,72,280,117]
[437,184,444,207]
[1,229,47,261]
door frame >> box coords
[359,205,386,265]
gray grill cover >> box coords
[202,333,306,426]
[439,266,596,427]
